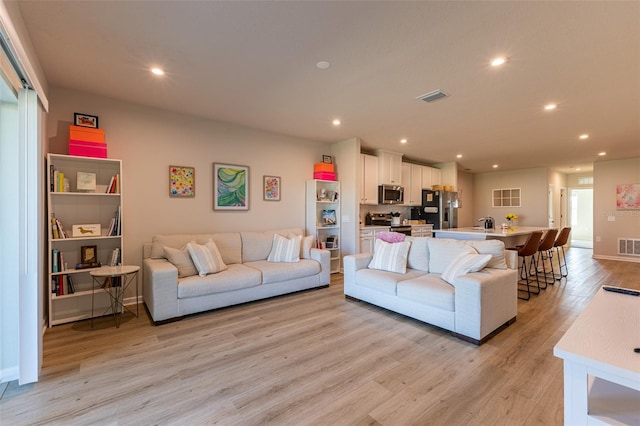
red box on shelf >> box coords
[68,140,107,158]
[313,171,336,181]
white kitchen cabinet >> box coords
[411,224,433,237]
[376,149,403,185]
[401,162,425,206]
[430,167,442,187]
[360,154,379,205]
[359,226,389,253]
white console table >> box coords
[554,287,640,425]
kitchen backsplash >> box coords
[360,205,412,225]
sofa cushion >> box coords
[441,252,492,284]
[300,235,315,259]
[267,234,302,263]
[405,236,430,272]
[163,246,198,278]
[465,240,508,269]
[151,233,242,265]
[427,239,476,274]
[355,267,427,295]
[177,264,261,298]
[241,228,303,262]
[368,239,411,274]
[397,275,455,311]
[245,259,321,284]
[187,239,227,277]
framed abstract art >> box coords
[169,166,195,197]
[213,163,249,210]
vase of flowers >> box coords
[505,213,518,228]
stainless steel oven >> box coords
[390,225,412,236]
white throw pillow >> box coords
[186,239,227,277]
[405,236,430,272]
[368,239,411,274]
[428,239,476,274]
[300,235,315,259]
[267,234,302,263]
[163,246,198,278]
[465,240,507,269]
[441,252,493,284]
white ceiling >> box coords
[17,1,640,173]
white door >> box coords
[569,188,594,248]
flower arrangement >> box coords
[505,213,518,222]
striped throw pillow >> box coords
[441,252,492,284]
[267,234,302,263]
[368,239,411,274]
[186,239,227,277]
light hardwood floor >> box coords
[1,248,639,425]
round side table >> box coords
[90,265,140,328]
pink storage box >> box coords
[69,140,107,158]
[313,171,336,181]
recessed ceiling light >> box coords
[456,154,462,158]
[332,119,341,126]
[490,56,507,67]
[579,134,589,140]
[598,151,607,156]
[400,138,407,144]
[544,103,557,111]
[150,67,165,76]
[316,61,331,70]
[493,164,499,168]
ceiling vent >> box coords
[417,90,448,103]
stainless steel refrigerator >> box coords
[420,190,459,229]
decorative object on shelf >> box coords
[322,155,333,164]
[321,209,337,226]
[76,172,97,191]
[314,162,336,180]
[74,112,99,128]
[72,223,101,237]
[169,165,195,198]
[81,245,97,264]
[325,235,338,249]
[505,213,518,227]
[263,175,280,201]
[213,163,249,210]
[616,183,640,209]
[69,124,106,158]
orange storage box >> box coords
[69,125,105,143]
[314,163,335,173]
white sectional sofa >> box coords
[143,228,330,323]
[344,237,518,344]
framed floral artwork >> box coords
[169,166,195,197]
[263,176,280,201]
[213,163,249,210]
[616,183,640,209]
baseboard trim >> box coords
[0,366,18,384]
[592,255,640,263]
[123,295,144,307]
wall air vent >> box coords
[618,238,640,256]
[417,90,448,103]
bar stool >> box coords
[512,230,544,300]
[535,229,558,288]
[553,227,571,280]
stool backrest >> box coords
[518,231,544,257]
[554,227,571,247]
[539,229,558,251]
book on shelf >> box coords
[52,248,59,273]
[109,247,121,266]
[106,174,120,194]
[66,275,75,294]
[51,217,60,239]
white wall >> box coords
[332,138,360,257]
[473,167,549,226]
[456,169,474,227]
[46,87,332,299]
[593,157,640,261]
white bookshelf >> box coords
[306,180,341,273]
[47,154,123,326]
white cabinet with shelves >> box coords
[47,154,123,326]
[306,180,341,274]
[360,153,379,205]
[376,149,403,185]
[359,226,389,253]
[411,224,433,237]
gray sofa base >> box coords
[345,294,516,345]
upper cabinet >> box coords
[376,149,403,185]
[430,167,442,187]
[401,163,422,206]
[360,154,379,205]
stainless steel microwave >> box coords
[378,185,404,204]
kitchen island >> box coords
[434,226,548,247]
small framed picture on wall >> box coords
[263,176,281,201]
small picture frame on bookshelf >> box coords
[321,209,337,226]
[322,155,333,164]
[76,172,97,191]
[72,224,101,237]
[74,112,99,129]
[81,245,97,264]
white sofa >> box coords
[343,237,518,344]
[143,228,330,323]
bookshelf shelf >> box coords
[47,153,124,327]
[306,179,341,274]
